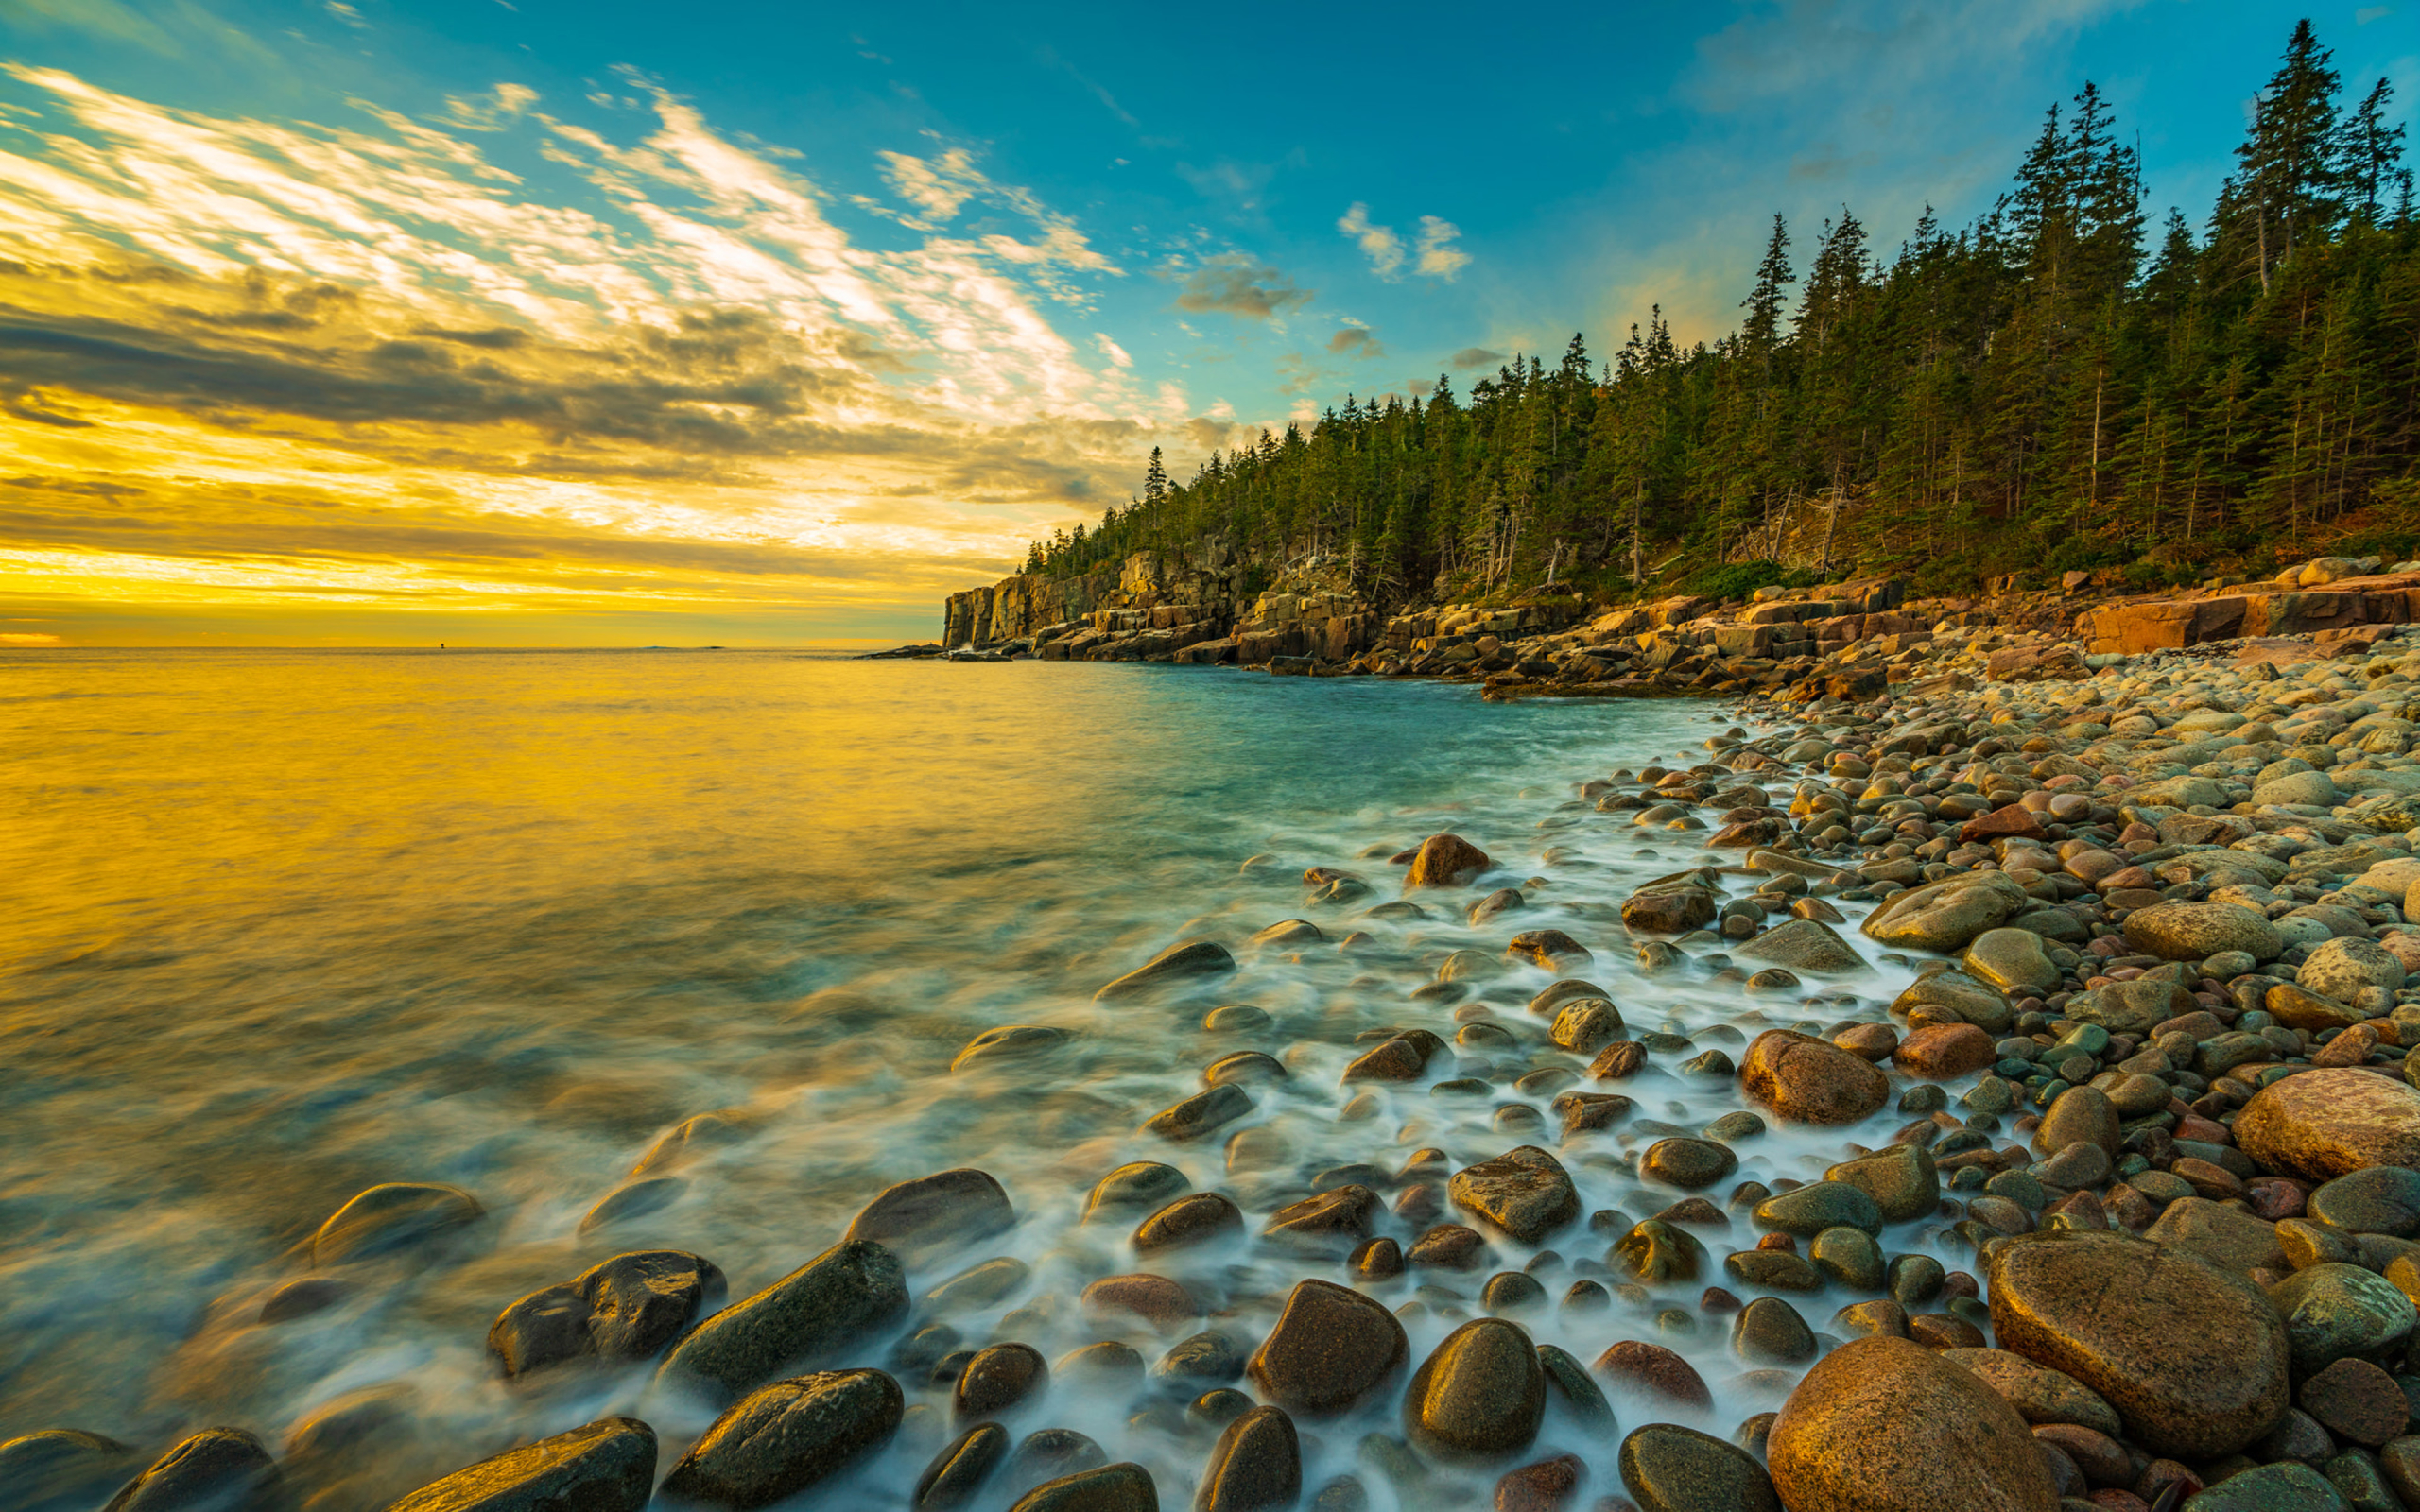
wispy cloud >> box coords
[1339,203,1469,282]
[1338,203,1404,278]
[1413,215,1470,280]
[1171,252,1312,319]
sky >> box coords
[0,1,2412,646]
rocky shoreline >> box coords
[17,558,2420,1512]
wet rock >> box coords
[1081,1275,1196,1331]
[1144,1086,1255,1143]
[1808,1227,1885,1290]
[1735,919,1866,973]
[1085,1163,1190,1221]
[1097,941,1237,1002]
[2268,1264,2418,1374]
[956,1345,1048,1420]
[1622,885,1718,934]
[1535,1345,1616,1429]
[382,1418,654,1512]
[2067,976,2198,1036]
[2309,1168,2420,1237]
[1507,930,1593,972]
[1403,1318,1545,1458]
[1593,1341,1711,1409]
[1985,1232,2289,1457]
[1156,1332,1245,1384]
[1249,919,1325,950]
[2300,938,2408,1002]
[1769,1335,2058,1512]
[1893,1022,1997,1078]
[1247,1279,1409,1415]
[1203,1053,1288,1088]
[1754,1181,1882,1237]
[1731,1297,1815,1365]
[916,1424,1009,1511]
[1722,1249,1823,1291]
[2121,902,2284,963]
[952,1027,1070,1074]
[925,1257,1030,1312]
[2141,1198,2287,1278]
[1195,1406,1300,1512]
[489,1249,724,1379]
[661,1370,903,1509]
[1860,872,2031,953]
[310,1183,483,1265]
[580,1177,683,1233]
[1548,999,1625,1055]
[1405,833,1492,889]
[259,1278,347,1323]
[1450,1147,1579,1243]
[1552,1091,1632,1137]
[1890,971,2014,1032]
[846,1170,1015,1264]
[1612,1220,1706,1282]
[1350,1237,1404,1279]
[2177,1462,2348,1509]
[2237,1070,2420,1180]
[1964,929,2060,996]
[1261,1186,1379,1256]
[100,1431,277,1512]
[1408,1223,1485,1269]
[2269,983,2368,1033]
[1133,1193,1244,1255]
[1055,1343,1145,1390]
[2034,1085,2119,1159]
[1005,1463,1158,1512]
[1,1430,139,1512]
[1824,1144,1939,1223]
[1640,1138,1737,1190]
[1494,1454,1585,1512]
[1616,1423,1780,1512]
[658,1240,908,1403]
[1739,1030,1888,1125]
[1340,1038,1427,1082]
[1940,1349,2124,1436]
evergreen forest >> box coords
[1020,21,2420,603]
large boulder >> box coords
[1246,1279,1408,1414]
[2121,902,2284,963]
[1449,1146,1579,1243]
[1860,873,2031,953]
[1768,1335,2057,1512]
[658,1371,902,1509]
[383,1418,655,1512]
[657,1240,908,1403]
[1739,1031,1888,1125]
[2235,1069,2420,1180]
[1985,1233,2289,1458]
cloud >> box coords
[324,1,367,27]
[1450,346,1504,369]
[877,146,982,225]
[0,631,65,644]
[1326,325,1384,359]
[1338,203,1404,279]
[1172,253,1311,320]
[1413,216,1471,280]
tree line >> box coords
[1024,20,2417,601]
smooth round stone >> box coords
[1449,1146,1581,1243]
[2121,902,2284,963]
[2297,1357,2409,1448]
[98,1431,281,1512]
[1962,929,2060,996]
[1083,1162,1189,1221]
[2299,937,2408,1001]
[1754,1181,1883,1237]
[1195,1406,1300,1512]
[1482,1272,1547,1314]
[1612,1219,1706,1283]
[1722,1250,1823,1291]
[1132,1194,1242,1254]
[1402,1319,1546,1459]
[1886,1254,1945,1309]
[658,1241,908,1404]
[1594,1340,1712,1408]
[1830,1299,1909,1339]
[1808,1227,1885,1291]
[1616,1423,1780,1512]
[2308,1167,2420,1238]
[1986,1232,2289,1458]
[1003,1461,1153,1512]
[2176,1461,2349,1510]
[0,1430,139,1512]
[1738,1030,1889,1125]
[915,1424,1009,1511]
[1535,1344,1616,1429]
[1203,1005,1271,1033]
[1890,971,2014,1033]
[1730,1297,1814,1365]
[1247,1279,1408,1415]
[1769,1335,2057,1512]
[925,1258,1032,1313]
[311,1182,484,1264]
[2267,1263,2419,1374]
[2237,1070,2420,1179]
[1703,1111,1766,1143]
[1938,1348,2123,1436]
[1641,1139,1738,1190]
[1825,1144,1939,1224]
[951,1026,1069,1073]
[2031,1085,2119,1159]
[664,1370,904,1507]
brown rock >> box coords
[1962,804,2049,844]
[1495,1454,1585,1512]
[2235,1068,2420,1180]
[1507,930,1592,971]
[1769,1335,2059,1512]
[1450,1147,1579,1243]
[1549,999,1626,1054]
[1340,1038,1426,1083]
[2299,1357,2409,1447]
[1893,1023,1996,1079]
[2265,983,2366,1033]
[1246,1278,1409,1415]
[1985,1232,2290,1458]
[1132,1193,1242,1255]
[1592,1340,1711,1408]
[1079,1275,1196,1331]
[1834,1023,1898,1061]
[1406,833,1491,890]
[1403,1318,1545,1459]
[1739,1030,1889,1125]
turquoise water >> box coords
[0,650,1919,1508]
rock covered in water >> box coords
[1,1430,140,1512]
[1615,1423,1778,1512]
[101,1430,279,1512]
[1246,1279,1408,1414]
[488,1249,724,1379]
[1143,1085,1254,1143]
[310,1183,484,1265]
[952,1026,1070,1073]
[1737,1030,1887,1125]
[657,1240,908,1403]
[1004,1462,1158,1512]
[916,1424,1009,1511]
[1984,1232,2289,1458]
[1403,833,1491,889]
[1733,918,1865,972]
[382,1418,655,1512]
[1132,1192,1243,1254]
[1449,1146,1579,1243]
[1095,941,1236,1002]
[846,1169,1015,1263]
[661,1370,903,1509]
[1768,1335,2057,1512]
[1084,1162,1189,1220]
[1402,1318,1545,1458]
[1193,1406,1300,1512]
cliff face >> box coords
[943,540,1264,654]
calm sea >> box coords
[0,649,1922,1508]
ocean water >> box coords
[0,649,1936,1508]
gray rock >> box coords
[2178,1461,2349,1510]
[2308,1168,2420,1238]
[2268,1264,2419,1374]
[660,1370,903,1509]
[382,1418,655,1512]
[1735,919,1866,973]
[2301,939,2408,1001]
[2256,770,2342,809]
[2067,976,2198,1035]
[1860,873,2031,953]
[1824,1145,1938,1223]
[1753,1181,1882,1237]
[658,1240,908,1403]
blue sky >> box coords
[0,0,2412,644]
